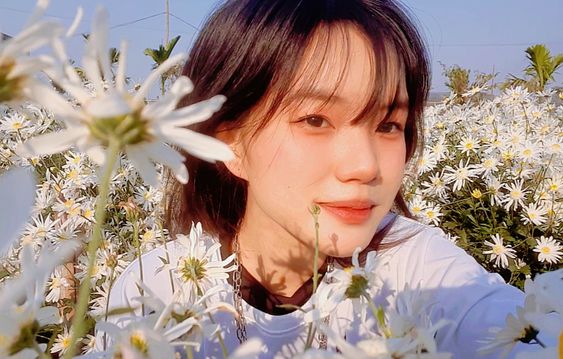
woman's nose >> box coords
[333,127,380,184]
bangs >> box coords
[248,22,409,134]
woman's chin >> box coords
[318,230,376,258]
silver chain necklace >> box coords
[232,234,334,349]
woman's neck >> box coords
[236,216,327,297]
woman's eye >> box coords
[377,121,403,133]
[302,115,330,128]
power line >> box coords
[0,5,75,20]
[110,12,165,29]
[169,13,200,32]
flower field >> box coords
[0,1,561,358]
[404,88,562,289]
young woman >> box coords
[103,0,533,357]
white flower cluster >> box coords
[405,87,562,277]
[479,269,563,359]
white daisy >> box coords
[483,234,516,269]
[408,195,428,218]
[456,135,480,155]
[15,8,233,188]
[517,140,540,163]
[45,267,71,303]
[0,0,64,106]
[479,296,539,358]
[423,204,443,226]
[533,236,562,265]
[443,159,480,192]
[520,202,548,226]
[416,150,437,175]
[50,327,75,355]
[478,156,499,177]
[159,222,236,300]
[502,180,527,211]
[327,248,382,312]
[421,171,448,201]
[0,111,30,134]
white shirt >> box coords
[99,214,533,358]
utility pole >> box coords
[164,0,170,44]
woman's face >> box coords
[231,25,408,258]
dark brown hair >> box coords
[165,0,430,252]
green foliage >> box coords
[503,44,563,92]
[440,62,496,104]
[144,35,182,95]
[441,63,470,102]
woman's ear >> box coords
[215,124,248,181]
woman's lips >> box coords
[318,202,375,224]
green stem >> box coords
[160,222,176,294]
[64,137,121,359]
[132,220,146,316]
[102,266,116,350]
[364,294,389,337]
[206,313,229,358]
[312,219,320,293]
[305,204,321,350]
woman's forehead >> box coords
[286,23,407,113]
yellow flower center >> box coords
[141,230,154,242]
[179,257,208,284]
[129,331,149,356]
[51,278,61,289]
[344,274,369,299]
[11,121,23,130]
[540,247,551,254]
[510,190,522,199]
[0,59,25,103]
[88,110,152,147]
[83,208,94,219]
[492,245,504,255]
[471,189,482,199]
[66,169,79,180]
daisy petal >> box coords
[15,127,85,157]
[159,127,234,162]
[162,95,226,128]
[126,148,159,187]
[133,53,187,106]
[142,76,193,120]
[141,142,189,184]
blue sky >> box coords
[1,0,561,93]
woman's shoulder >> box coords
[378,214,506,288]
[380,214,456,256]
